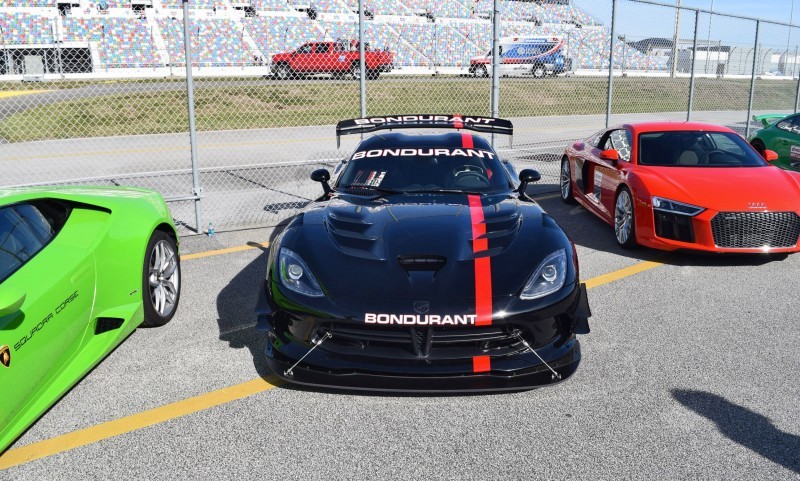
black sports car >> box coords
[256,115,591,391]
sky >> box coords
[574,0,800,48]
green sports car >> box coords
[749,113,800,171]
[0,186,180,453]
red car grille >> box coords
[710,211,800,248]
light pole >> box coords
[671,0,681,78]
[788,0,795,76]
[704,0,713,75]
[0,26,8,75]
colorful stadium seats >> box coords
[0,1,665,71]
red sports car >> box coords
[560,122,800,254]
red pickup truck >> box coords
[271,40,394,80]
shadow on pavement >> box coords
[215,218,293,379]
[672,389,799,474]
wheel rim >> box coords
[560,160,571,199]
[352,66,360,80]
[615,191,633,244]
[148,240,179,317]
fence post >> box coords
[490,0,500,147]
[795,46,800,112]
[687,9,699,121]
[358,0,366,117]
[745,20,760,138]
[606,0,617,128]
[182,0,204,234]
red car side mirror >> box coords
[599,149,619,162]
[763,149,779,162]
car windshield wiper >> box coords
[336,185,407,195]
[404,189,486,196]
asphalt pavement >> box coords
[2,195,798,480]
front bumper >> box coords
[256,281,590,392]
[637,205,800,254]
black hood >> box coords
[280,193,573,300]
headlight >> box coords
[520,249,567,300]
[651,196,705,216]
[278,247,324,297]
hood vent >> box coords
[397,255,447,272]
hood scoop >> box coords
[470,208,522,257]
[397,255,447,272]
[324,210,380,258]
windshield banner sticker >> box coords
[351,148,496,160]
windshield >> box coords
[638,131,767,167]
[336,146,514,194]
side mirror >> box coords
[518,169,541,195]
[311,168,332,194]
[599,149,619,163]
[763,149,779,162]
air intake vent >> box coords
[397,255,447,271]
[95,317,124,335]
[710,211,800,248]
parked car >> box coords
[0,186,181,453]
[469,36,572,78]
[271,40,394,80]
[561,121,800,253]
[749,113,800,172]
[256,115,591,392]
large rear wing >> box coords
[335,115,513,148]
[752,113,789,128]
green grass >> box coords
[0,76,797,143]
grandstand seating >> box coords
[0,12,53,44]
[0,0,665,72]
[311,0,350,14]
[161,0,220,10]
[252,0,293,12]
[358,0,412,16]
[399,0,471,19]
[244,16,321,56]
[160,17,252,66]
[3,0,53,6]
[99,18,158,67]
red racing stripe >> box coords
[468,195,493,326]
[472,355,491,373]
[453,113,464,130]
[461,132,474,149]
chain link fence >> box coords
[1,0,798,234]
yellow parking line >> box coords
[181,241,270,261]
[0,377,278,470]
[0,253,666,470]
[584,260,664,290]
[0,90,50,99]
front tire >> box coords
[560,156,576,204]
[532,64,546,78]
[350,63,362,80]
[476,65,488,78]
[273,63,292,81]
[614,187,637,249]
[141,230,181,327]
